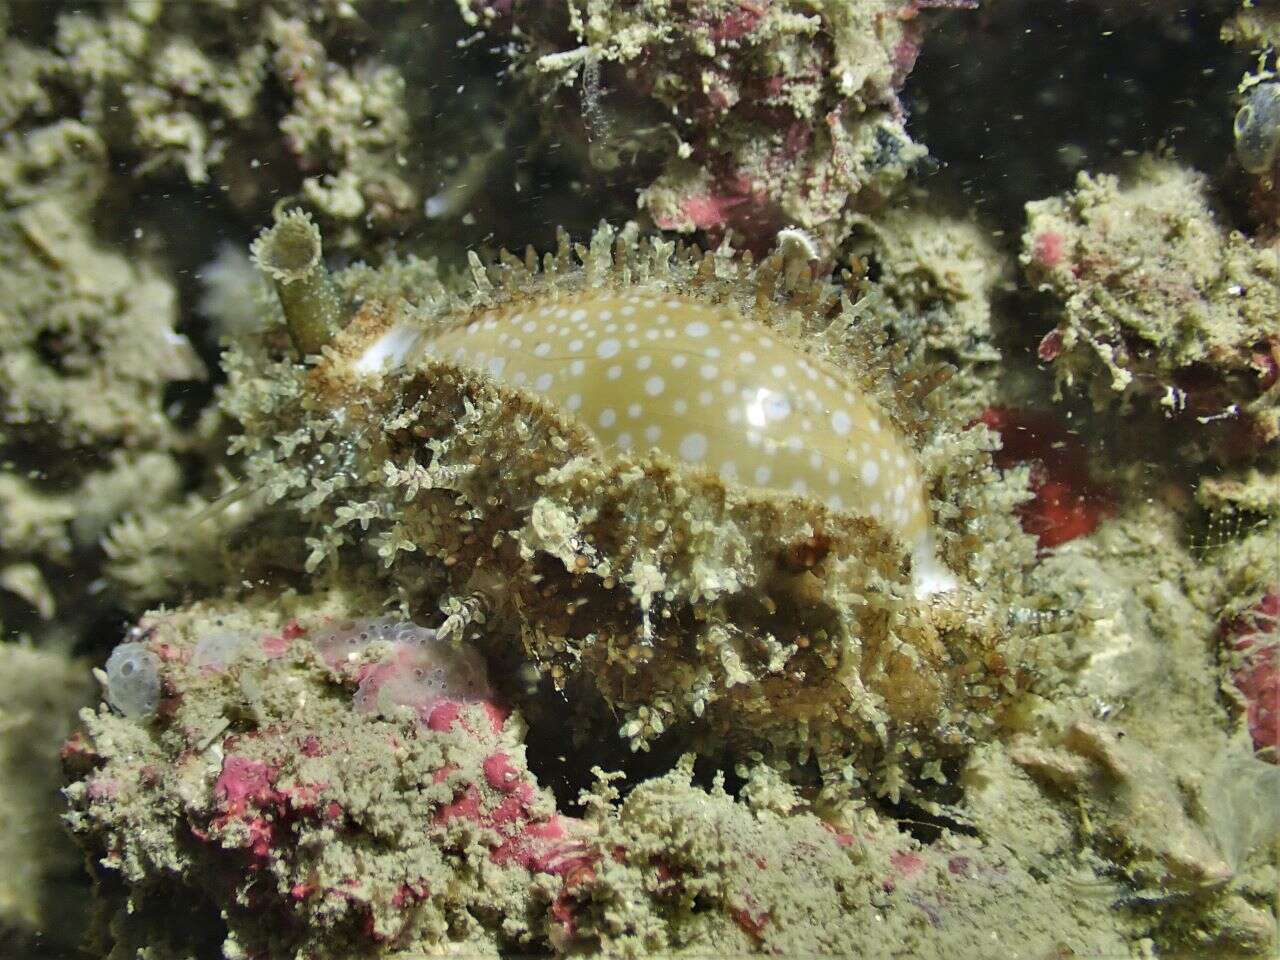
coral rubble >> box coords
[65,593,1143,959]
[0,119,204,635]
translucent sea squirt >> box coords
[99,641,162,718]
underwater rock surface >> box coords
[0,1,1275,958]
[60,595,1148,959]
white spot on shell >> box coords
[679,432,708,461]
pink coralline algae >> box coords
[262,619,306,658]
[432,732,589,877]
[704,0,768,44]
[657,178,769,236]
[980,407,1115,549]
[1029,231,1067,272]
[214,755,279,816]
[1223,590,1280,759]
[310,616,589,876]
[198,696,587,938]
[1253,341,1280,393]
[204,745,334,864]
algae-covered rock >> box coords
[847,196,1009,418]
[65,593,537,958]
[0,121,203,450]
[1023,157,1280,463]
[0,120,204,632]
[991,490,1280,955]
[45,1,418,244]
[65,593,1144,959]
[467,0,937,257]
[0,0,533,254]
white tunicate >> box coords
[193,631,252,672]
[311,616,422,664]
[311,617,491,719]
[103,642,162,718]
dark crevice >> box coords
[907,3,1248,233]
[871,756,979,844]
